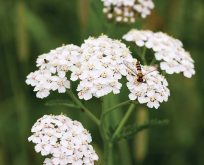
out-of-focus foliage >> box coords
[0,0,203,165]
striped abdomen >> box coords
[135,61,144,83]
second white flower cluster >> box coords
[28,115,98,165]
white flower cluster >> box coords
[102,0,154,23]
[125,60,170,109]
[26,45,81,98]
[123,29,195,78]
[26,34,182,109]
[28,115,98,165]
[71,35,133,100]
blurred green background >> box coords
[0,0,204,165]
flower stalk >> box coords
[112,103,135,140]
[67,90,100,126]
[104,141,114,165]
[141,47,147,65]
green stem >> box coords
[112,103,135,140]
[135,46,142,57]
[150,58,156,65]
[105,100,132,113]
[100,100,133,140]
[100,100,133,138]
[141,47,147,65]
[101,100,132,124]
[99,99,109,141]
[104,141,114,165]
[67,90,100,126]
[100,97,114,165]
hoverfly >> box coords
[123,60,157,83]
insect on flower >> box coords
[123,60,157,83]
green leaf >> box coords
[114,119,170,141]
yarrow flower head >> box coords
[102,0,154,23]
[125,59,170,109]
[28,114,98,165]
[123,29,195,78]
[26,44,81,98]
[71,35,133,100]
[25,34,173,109]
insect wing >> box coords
[123,60,137,75]
[143,68,158,77]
